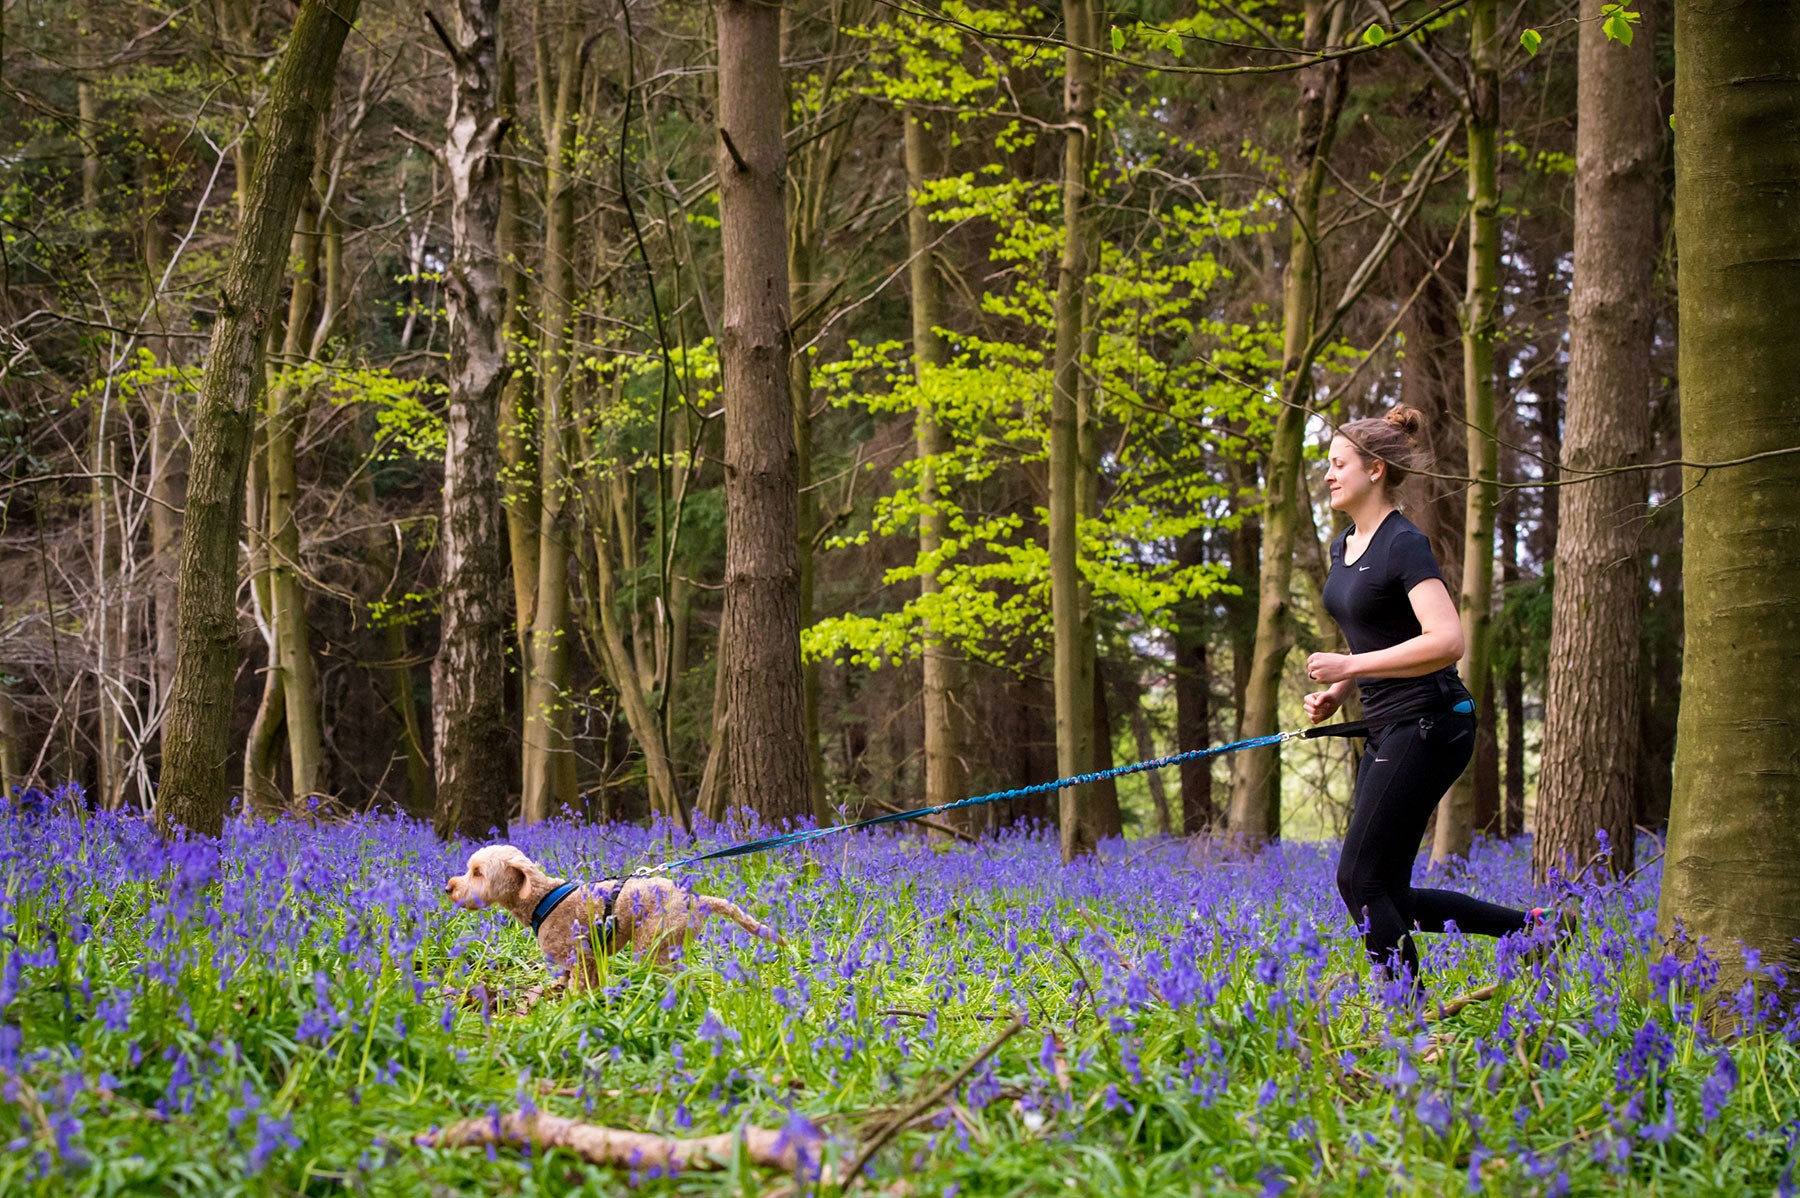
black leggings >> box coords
[1336,712,1528,987]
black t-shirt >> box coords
[1321,509,1472,723]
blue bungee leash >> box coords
[629,718,1379,877]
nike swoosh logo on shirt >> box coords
[1358,565,1371,571]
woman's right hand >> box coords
[1303,687,1342,724]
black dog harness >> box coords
[529,880,618,951]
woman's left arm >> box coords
[1306,578,1466,684]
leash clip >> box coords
[631,861,670,878]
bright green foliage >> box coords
[1601,4,1641,46]
[810,0,1357,677]
[807,161,1279,672]
[306,364,446,461]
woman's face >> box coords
[1325,435,1381,512]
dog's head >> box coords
[445,844,539,911]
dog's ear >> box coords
[486,858,526,904]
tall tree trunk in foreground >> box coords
[1050,0,1103,861]
[520,19,581,821]
[1432,0,1501,865]
[432,0,514,842]
[1533,0,1659,883]
[717,0,810,825]
[904,107,971,836]
[1657,0,1800,1003]
[157,0,360,839]
[1228,0,1348,849]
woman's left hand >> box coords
[1305,652,1356,685]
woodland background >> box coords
[0,0,1698,872]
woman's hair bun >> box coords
[1383,404,1424,443]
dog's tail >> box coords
[696,895,784,944]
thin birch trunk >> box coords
[266,203,326,804]
[1433,0,1501,865]
[496,49,538,734]
[520,18,582,822]
[243,417,286,815]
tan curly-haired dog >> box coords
[445,844,779,990]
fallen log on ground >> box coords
[419,1111,823,1176]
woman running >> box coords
[1304,405,1532,997]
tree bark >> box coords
[0,682,19,798]
[243,421,287,816]
[267,205,326,804]
[1228,0,1348,848]
[1172,532,1213,834]
[717,0,810,825]
[156,0,361,839]
[1531,0,1659,883]
[432,0,515,842]
[1657,0,1800,1003]
[1432,0,1501,865]
[520,19,582,822]
[790,78,846,828]
[1118,662,1171,836]
[1498,480,1525,837]
[89,384,128,810]
[904,106,971,837]
[1050,0,1103,861]
[497,49,539,729]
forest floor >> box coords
[2,800,1797,1196]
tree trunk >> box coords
[1119,662,1171,836]
[717,0,810,825]
[267,206,326,805]
[1432,0,1501,865]
[1498,492,1525,837]
[904,107,972,837]
[243,419,287,816]
[1050,0,1103,861]
[0,682,19,797]
[157,0,361,839]
[432,0,516,842]
[791,125,834,828]
[520,19,582,822]
[696,642,731,823]
[496,48,538,779]
[1228,0,1348,848]
[1657,0,1800,1003]
[1531,0,1659,883]
[89,386,128,810]
[150,399,186,754]
[1172,533,1213,834]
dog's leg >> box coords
[695,895,781,943]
